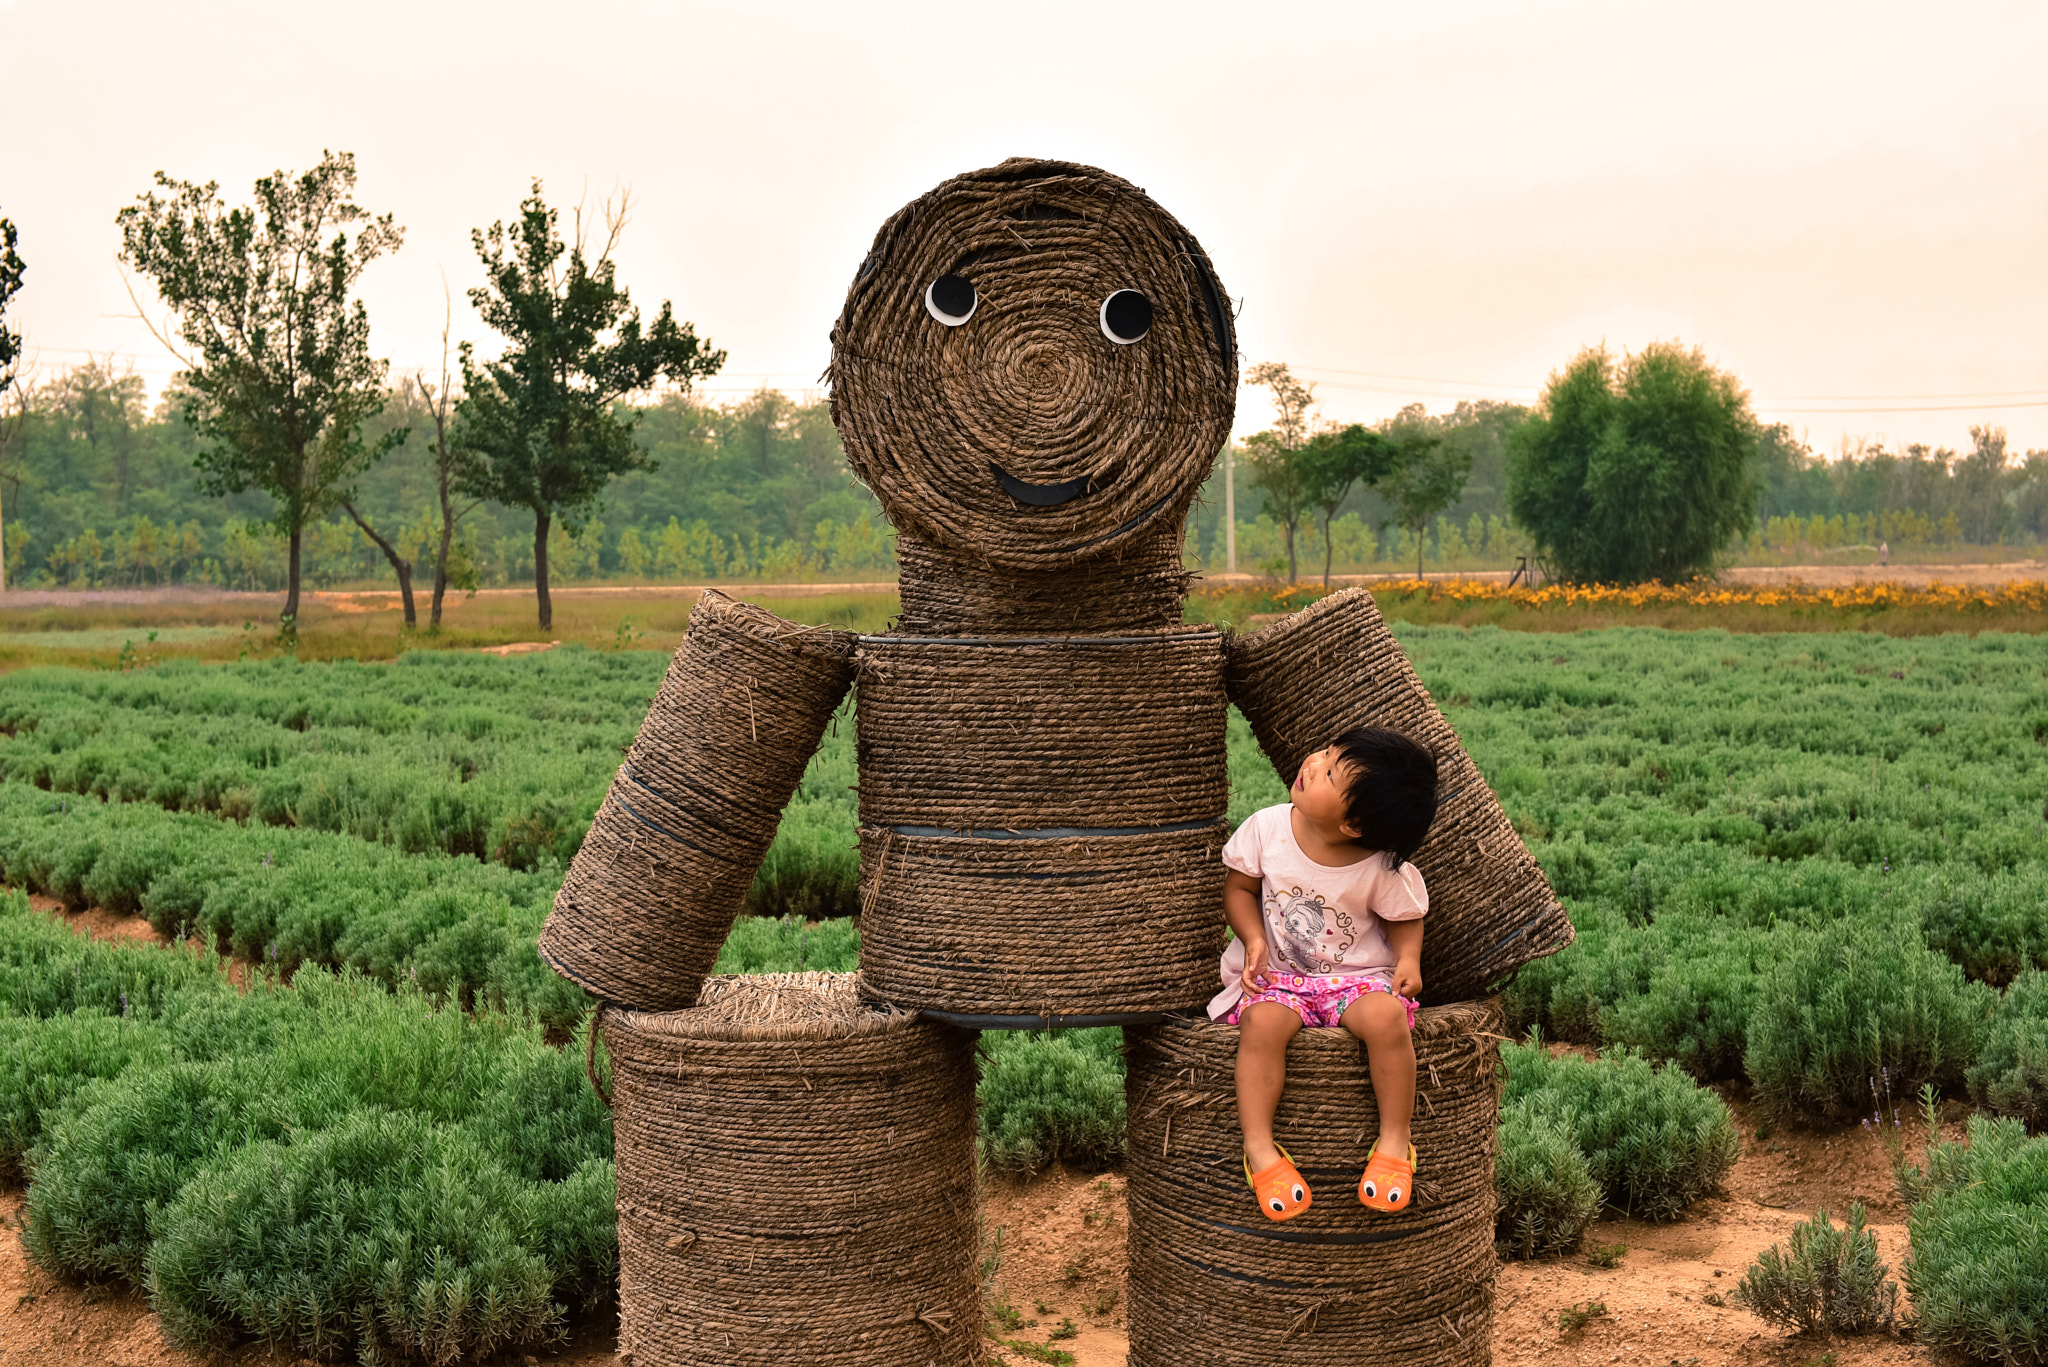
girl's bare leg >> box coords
[1340,990,1415,1157]
[1235,1000,1303,1171]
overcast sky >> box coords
[6,0,2045,453]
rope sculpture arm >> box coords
[1222,588,1573,1003]
[539,591,858,1010]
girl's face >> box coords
[1292,744,1362,839]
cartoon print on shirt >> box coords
[1265,886,1360,974]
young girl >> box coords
[1209,725,1438,1220]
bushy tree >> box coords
[1300,423,1393,587]
[116,152,404,626]
[455,183,724,629]
[0,211,22,399]
[0,210,24,590]
[1379,410,1472,579]
[1507,342,1759,584]
[1242,362,1318,581]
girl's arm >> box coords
[1224,869,1272,989]
[1385,916,1424,999]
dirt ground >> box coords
[0,898,1953,1366]
[979,1095,1945,1367]
[0,582,900,610]
[1,560,2040,613]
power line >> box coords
[1757,400,2048,414]
[1289,362,2048,414]
[1294,364,1540,392]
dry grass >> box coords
[1188,578,2048,636]
[0,586,898,672]
[4,570,2043,675]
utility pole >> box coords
[1225,443,1236,574]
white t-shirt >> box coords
[1206,802,1429,1021]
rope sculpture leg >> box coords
[1124,1001,1505,1367]
[606,973,982,1367]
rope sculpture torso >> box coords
[539,157,1570,1023]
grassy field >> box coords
[0,600,2043,1361]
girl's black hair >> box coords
[1331,725,1439,869]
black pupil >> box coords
[930,274,975,318]
[1105,290,1152,340]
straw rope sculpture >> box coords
[540,591,856,1010]
[891,523,1193,635]
[830,159,1236,587]
[813,158,1244,1022]
[1124,1001,1505,1367]
[529,159,1547,1364]
[604,973,982,1367]
[1228,588,1574,1002]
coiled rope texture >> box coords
[1124,1002,1504,1367]
[607,973,983,1367]
[1227,588,1575,1002]
[540,592,856,1011]
[853,629,1229,1018]
[828,157,1237,575]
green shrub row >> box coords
[0,649,863,914]
[1495,1040,1741,1247]
[0,890,613,1363]
[1899,1109,2048,1364]
[0,651,667,867]
[1969,971,2048,1133]
[0,782,588,1029]
[1422,627,2044,1122]
[6,626,2045,1126]
[0,779,881,1042]
[1730,1099,2048,1363]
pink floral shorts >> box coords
[1226,973,1419,1030]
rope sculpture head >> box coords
[830,158,1238,571]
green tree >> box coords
[116,151,404,625]
[1243,362,1319,581]
[1955,425,2012,546]
[409,298,480,629]
[454,184,724,628]
[0,211,24,590]
[1300,423,1395,587]
[0,212,22,398]
[1379,409,1472,579]
[1507,343,1759,584]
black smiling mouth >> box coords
[991,463,1095,507]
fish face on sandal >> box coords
[1245,1145,1313,1221]
[1358,1141,1416,1212]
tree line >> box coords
[0,372,892,595]
[4,166,2045,600]
[1217,345,2047,585]
[6,154,724,630]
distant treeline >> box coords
[3,365,2043,590]
[2,364,892,589]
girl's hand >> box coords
[1391,957,1423,1000]
[1241,936,1274,992]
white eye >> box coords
[1268,1196,1285,1213]
[1388,1186,1403,1204]
[1291,1184,1306,1203]
[925,274,976,325]
[1099,289,1151,344]
[1362,1180,1377,1198]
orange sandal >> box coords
[1358,1141,1416,1212]
[1245,1144,1313,1221]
